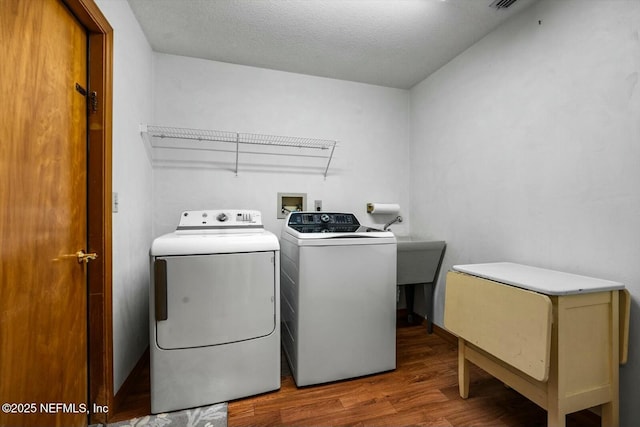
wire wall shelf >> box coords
[141,124,337,178]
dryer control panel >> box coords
[176,209,263,231]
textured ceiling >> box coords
[127,0,538,89]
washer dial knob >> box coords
[216,213,228,222]
[320,213,331,223]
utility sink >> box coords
[396,238,446,285]
[395,237,446,332]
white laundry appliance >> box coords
[149,209,280,413]
[280,211,397,387]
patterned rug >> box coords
[104,402,227,427]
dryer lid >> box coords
[151,209,279,256]
[151,231,279,256]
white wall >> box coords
[151,53,411,238]
[409,0,640,423]
[95,0,154,393]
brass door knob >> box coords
[76,250,98,264]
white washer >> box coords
[280,212,397,387]
[149,209,280,414]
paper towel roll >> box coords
[367,203,401,215]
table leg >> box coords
[546,405,566,427]
[405,284,415,324]
[601,401,619,427]
[458,338,469,399]
[424,282,434,334]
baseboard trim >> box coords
[432,324,457,346]
[112,346,149,418]
[396,309,457,346]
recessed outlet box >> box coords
[314,200,322,211]
[277,192,306,219]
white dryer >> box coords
[280,212,397,387]
[149,209,280,414]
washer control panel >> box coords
[288,212,358,225]
[287,212,361,233]
[177,209,262,230]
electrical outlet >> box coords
[112,192,119,213]
[314,200,322,211]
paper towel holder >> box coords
[367,202,401,215]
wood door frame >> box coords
[62,0,113,424]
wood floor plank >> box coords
[386,387,450,412]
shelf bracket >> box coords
[323,143,336,180]
[235,132,240,176]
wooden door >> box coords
[1,1,89,426]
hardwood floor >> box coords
[111,322,600,426]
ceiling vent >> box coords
[489,0,518,9]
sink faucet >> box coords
[383,215,403,231]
